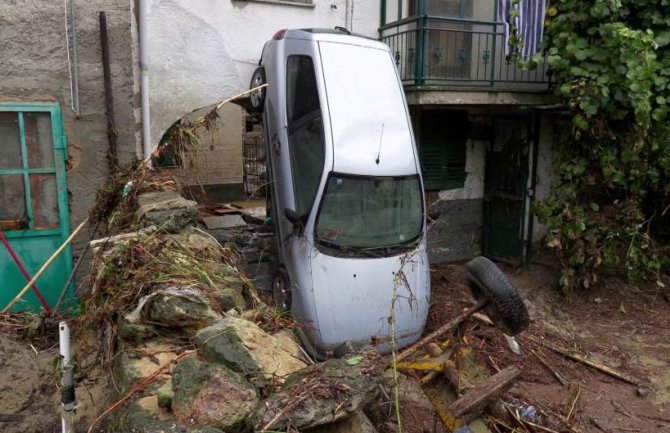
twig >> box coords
[530,348,567,386]
[567,384,581,421]
[541,343,639,385]
[555,412,582,433]
[611,400,640,421]
[257,395,307,431]
[86,349,193,433]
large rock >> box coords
[120,395,173,432]
[144,287,222,330]
[136,191,197,233]
[194,317,308,380]
[113,341,178,394]
[171,356,258,432]
[247,352,383,431]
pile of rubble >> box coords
[84,188,390,433]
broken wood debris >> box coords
[396,300,487,363]
[448,366,520,421]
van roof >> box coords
[282,28,389,50]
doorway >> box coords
[483,115,533,262]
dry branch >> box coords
[543,344,639,385]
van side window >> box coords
[286,55,325,216]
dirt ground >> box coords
[1,259,668,433]
[415,260,670,433]
[0,322,108,433]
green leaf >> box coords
[345,355,363,366]
[590,203,600,212]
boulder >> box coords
[194,317,308,380]
[212,287,246,312]
[136,191,197,233]
[120,395,173,432]
[172,356,258,432]
[113,341,178,394]
[146,287,222,330]
[247,352,383,431]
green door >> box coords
[483,116,530,262]
[0,103,75,312]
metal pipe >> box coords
[99,12,118,170]
[64,0,80,116]
[139,0,152,166]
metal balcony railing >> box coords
[380,16,551,91]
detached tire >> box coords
[464,256,529,336]
[272,268,291,314]
[249,67,266,113]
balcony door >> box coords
[425,0,473,80]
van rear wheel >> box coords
[249,67,266,113]
[272,268,291,313]
[464,256,529,336]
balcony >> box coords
[380,16,552,92]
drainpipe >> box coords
[139,0,152,166]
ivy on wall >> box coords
[524,1,670,291]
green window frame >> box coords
[417,110,467,191]
[0,104,69,237]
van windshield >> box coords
[315,174,423,252]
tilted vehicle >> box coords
[249,27,430,357]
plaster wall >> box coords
[531,114,561,244]
[0,0,137,226]
[145,0,381,150]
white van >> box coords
[249,28,430,357]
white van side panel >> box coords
[318,42,418,176]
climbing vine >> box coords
[529,1,670,291]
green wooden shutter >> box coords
[419,110,467,190]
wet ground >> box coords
[1,256,668,433]
[420,261,670,433]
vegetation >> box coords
[522,1,670,291]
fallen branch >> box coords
[542,344,639,386]
[86,349,194,433]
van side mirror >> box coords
[284,208,304,226]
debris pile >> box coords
[83,174,390,433]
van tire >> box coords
[249,67,266,113]
[272,268,291,313]
[464,256,529,336]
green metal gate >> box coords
[483,116,531,262]
[0,103,75,312]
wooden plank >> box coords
[447,366,521,420]
[396,361,444,372]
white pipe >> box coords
[59,322,71,366]
[139,0,152,166]
[59,322,75,433]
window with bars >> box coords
[418,110,467,190]
[0,110,61,231]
